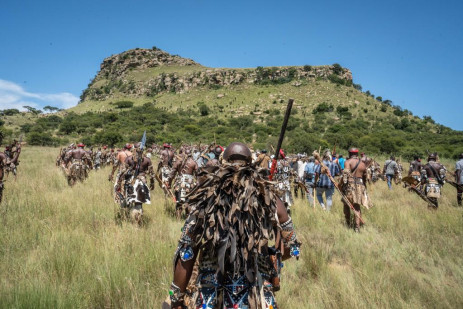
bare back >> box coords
[117,150,132,164]
[345,156,367,179]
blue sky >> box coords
[1,0,462,130]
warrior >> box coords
[394,158,404,185]
[421,153,446,208]
[88,147,94,167]
[158,143,175,193]
[4,143,20,180]
[64,143,92,186]
[108,148,117,166]
[168,142,301,309]
[408,156,423,182]
[273,149,294,212]
[94,147,102,170]
[204,145,223,167]
[341,147,372,232]
[455,153,463,206]
[256,149,271,171]
[100,145,108,168]
[109,144,133,203]
[117,143,155,224]
[167,148,198,215]
[292,154,306,199]
[360,152,368,162]
[59,143,75,171]
[0,139,21,203]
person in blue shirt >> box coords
[303,156,317,207]
[314,153,341,210]
[338,154,345,171]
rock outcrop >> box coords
[80,48,353,102]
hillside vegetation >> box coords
[1,47,462,159]
[1,147,462,308]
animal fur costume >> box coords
[173,162,300,308]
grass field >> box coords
[1,147,462,308]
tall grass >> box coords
[0,147,462,308]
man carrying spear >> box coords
[339,147,372,232]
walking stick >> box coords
[269,99,294,181]
[313,151,365,224]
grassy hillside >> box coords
[1,147,462,308]
[1,48,462,159]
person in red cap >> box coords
[63,143,92,186]
[340,147,372,232]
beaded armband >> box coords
[169,282,185,304]
[280,217,301,259]
[173,217,197,270]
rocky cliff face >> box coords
[80,48,353,102]
[97,48,198,80]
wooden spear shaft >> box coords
[313,152,365,224]
[269,99,294,181]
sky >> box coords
[1,0,462,130]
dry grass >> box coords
[1,147,462,308]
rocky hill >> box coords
[80,47,353,102]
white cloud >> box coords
[0,79,79,111]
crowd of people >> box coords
[50,140,463,308]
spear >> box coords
[155,173,177,203]
[402,176,437,207]
[447,180,463,191]
[313,151,365,224]
[269,99,294,181]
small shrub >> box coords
[114,101,134,109]
[198,104,210,116]
[313,102,334,114]
[332,63,343,75]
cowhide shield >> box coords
[126,176,151,205]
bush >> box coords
[27,132,59,146]
[327,74,352,87]
[198,104,210,116]
[113,101,134,109]
[59,121,77,134]
[93,130,123,147]
[2,109,20,116]
[313,102,334,114]
[332,63,343,75]
[303,65,312,72]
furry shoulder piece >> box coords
[185,163,280,282]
